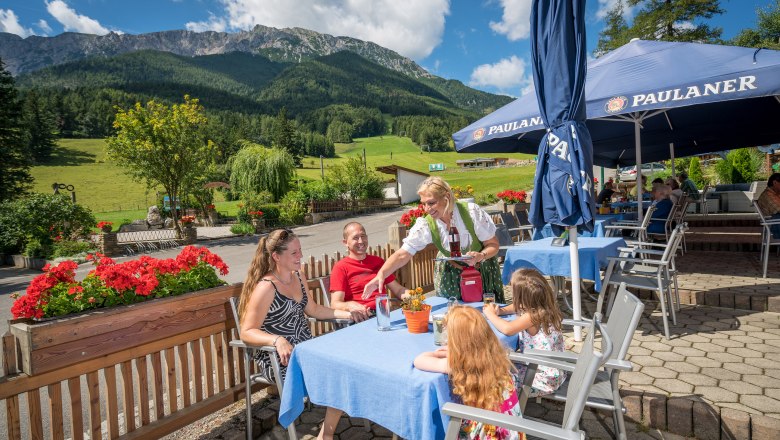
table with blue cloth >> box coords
[533,217,616,240]
[501,237,626,292]
[610,201,652,212]
[278,297,517,440]
[595,212,636,222]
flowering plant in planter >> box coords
[496,190,527,204]
[248,210,264,219]
[401,287,427,312]
[96,221,113,232]
[206,204,216,211]
[180,215,196,226]
[452,184,474,199]
[399,204,425,229]
[10,246,229,320]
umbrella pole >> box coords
[635,119,644,221]
[569,226,583,342]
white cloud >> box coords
[595,0,638,20]
[469,55,531,93]
[186,13,227,32]
[200,0,450,60]
[489,0,532,42]
[0,9,35,37]
[37,19,52,34]
[46,0,110,35]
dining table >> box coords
[278,297,517,440]
[532,216,618,240]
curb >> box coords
[619,387,780,440]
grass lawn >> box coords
[31,136,537,220]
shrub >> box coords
[279,190,308,225]
[52,240,95,258]
[476,193,499,205]
[0,193,95,255]
[23,237,46,258]
[230,223,255,235]
[688,157,707,187]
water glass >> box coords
[432,314,447,345]
[483,292,496,307]
[375,294,391,331]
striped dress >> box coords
[253,273,312,382]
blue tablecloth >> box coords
[278,297,517,440]
[501,237,626,291]
[533,218,615,240]
[610,201,652,211]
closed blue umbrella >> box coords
[528,0,594,341]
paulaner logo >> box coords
[605,96,628,113]
[473,128,486,141]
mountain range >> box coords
[0,25,512,116]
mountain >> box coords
[0,25,511,114]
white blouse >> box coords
[401,202,497,255]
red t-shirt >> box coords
[329,255,396,310]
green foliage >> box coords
[279,191,308,225]
[21,89,59,162]
[52,240,95,258]
[688,157,707,187]
[106,95,219,230]
[596,0,724,55]
[392,115,467,151]
[23,237,46,258]
[732,1,780,50]
[327,156,386,202]
[715,148,764,184]
[0,193,96,255]
[0,58,33,202]
[230,223,255,235]
[476,193,499,205]
[273,107,301,165]
[228,142,296,202]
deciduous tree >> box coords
[0,58,33,202]
[106,96,218,234]
[732,0,780,50]
[228,142,296,202]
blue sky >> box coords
[0,0,771,96]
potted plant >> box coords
[180,215,196,228]
[249,210,265,232]
[9,246,230,375]
[496,190,528,212]
[399,204,425,230]
[96,221,113,233]
[401,287,431,333]
[452,184,475,203]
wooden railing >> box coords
[0,243,437,439]
[308,198,401,214]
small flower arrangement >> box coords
[205,204,216,211]
[96,221,113,232]
[452,184,474,199]
[400,204,425,229]
[10,246,229,320]
[180,215,196,226]
[401,287,427,312]
[496,189,527,204]
[248,210,264,219]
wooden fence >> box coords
[0,243,437,439]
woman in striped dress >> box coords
[238,228,360,440]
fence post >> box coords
[387,221,406,251]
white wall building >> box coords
[376,165,429,204]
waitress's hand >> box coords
[464,251,485,267]
[362,275,383,300]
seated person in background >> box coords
[629,175,649,200]
[651,177,664,187]
[648,185,674,235]
[329,222,408,321]
[666,177,684,205]
[414,306,526,440]
[678,171,699,200]
[757,173,780,239]
[596,181,616,205]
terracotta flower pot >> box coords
[402,304,431,334]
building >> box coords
[455,157,509,168]
[376,165,429,204]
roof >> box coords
[455,157,504,164]
[375,165,429,177]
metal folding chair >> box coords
[604,204,657,244]
[499,211,534,243]
[753,201,780,278]
[442,316,612,440]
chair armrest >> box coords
[510,352,577,372]
[618,247,665,256]
[521,349,634,372]
[442,403,583,440]
[229,339,278,354]
[308,317,354,326]
[606,256,664,266]
[605,225,643,231]
[562,318,592,328]
[621,241,670,249]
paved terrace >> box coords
[164,247,780,440]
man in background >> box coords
[757,173,780,239]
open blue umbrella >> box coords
[527,0,594,341]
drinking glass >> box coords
[376,294,391,331]
[432,314,447,345]
[482,292,496,307]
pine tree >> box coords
[0,58,33,202]
[22,89,59,163]
[596,0,724,55]
[272,107,301,166]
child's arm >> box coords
[496,303,516,316]
[413,349,449,373]
[484,305,535,336]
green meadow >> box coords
[30,136,536,220]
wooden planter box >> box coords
[9,283,240,376]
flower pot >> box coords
[100,226,112,233]
[402,304,431,334]
[10,283,240,376]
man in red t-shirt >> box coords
[329,222,408,322]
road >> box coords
[0,207,408,335]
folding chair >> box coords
[228,297,296,440]
[442,316,612,440]
[689,184,711,215]
[753,201,780,278]
[647,202,678,242]
[517,285,643,440]
[499,211,534,243]
[604,204,656,244]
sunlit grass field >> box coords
[31,136,537,219]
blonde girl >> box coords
[414,307,525,440]
[483,268,566,396]
[238,228,359,440]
